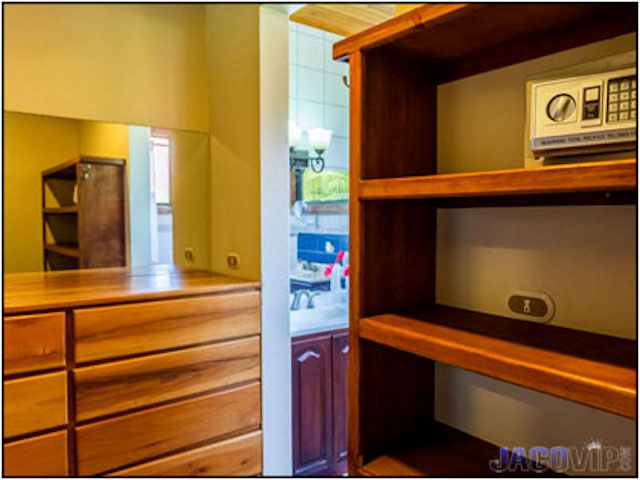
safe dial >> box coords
[546,93,576,122]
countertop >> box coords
[290,305,348,337]
[4,265,260,314]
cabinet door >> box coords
[77,162,125,268]
[292,335,332,476]
[332,332,349,469]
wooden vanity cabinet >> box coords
[292,329,348,477]
[3,267,262,477]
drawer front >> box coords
[3,430,68,477]
[76,381,261,475]
[108,430,262,477]
[4,371,68,438]
[75,291,260,363]
[4,312,66,375]
[75,336,261,421]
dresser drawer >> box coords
[4,371,68,438]
[4,312,66,375]
[74,291,260,363]
[3,430,68,477]
[108,430,262,477]
[76,381,261,475]
[75,336,261,421]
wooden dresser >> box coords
[3,266,262,477]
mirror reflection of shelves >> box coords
[42,156,126,271]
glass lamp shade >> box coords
[307,128,332,152]
[289,121,302,149]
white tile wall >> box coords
[324,104,349,137]
[289,22,349,171]
[298,67,324,102]
[324,72,348,107]
[298,100,323,130]
[298,34,324,69]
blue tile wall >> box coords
[297,232,349,264]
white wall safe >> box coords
[530,67,637,158]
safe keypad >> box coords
[607,75,637,123]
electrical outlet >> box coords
[227,253,240,269]
[507,291,554,323]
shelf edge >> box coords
[359,159,637,200]
[359,315,636,419]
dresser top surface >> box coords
[3,265,260,315]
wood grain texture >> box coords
[3,311,66,375]
[41,156,125,178]
[359,421,562,477]
[334,4,636,83]
[290,4,395,37]
[333,3,468,60]
[359,341,434,465]
[292,334,333,476]
[4,265,259,315]
[74,336,261,421]
[360,159,637,200]
[347,49,364,476]
[76,382,261,475]
[74,290,260,363]
[361,49,437,179]
[3,430,69,477]
[331,332,349,469]
[44,243,79,259]
[4,371,68,438]
[108,430,262,477]
[360,308,637,418]
[77,161,126,269]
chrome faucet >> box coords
[291,290,320,311]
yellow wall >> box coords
[3,112,80,273]
[169,130,211,269]
[4,4,208,132]
[5,4,259,278]
[206,5,261,280]
[78,122,129,160]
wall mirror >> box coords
[4,111,210,273]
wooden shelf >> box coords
[359,422,562,477]
[333,4,636,83]
[359,306,636,418]
[44,244,80,259]
[43,206,78,214]
[359,159,637,203]
[42,156,126,179]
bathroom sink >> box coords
[289,295,348,337]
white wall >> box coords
[128,125,153,267]
[260,6,293,476]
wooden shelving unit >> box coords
[43,206,79,214]
[360,307,636,418]
[334,3,637,477]
[42,156,127,271]
[359,159,637,201]
[44,243,80,259]
[358,422,563,477]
